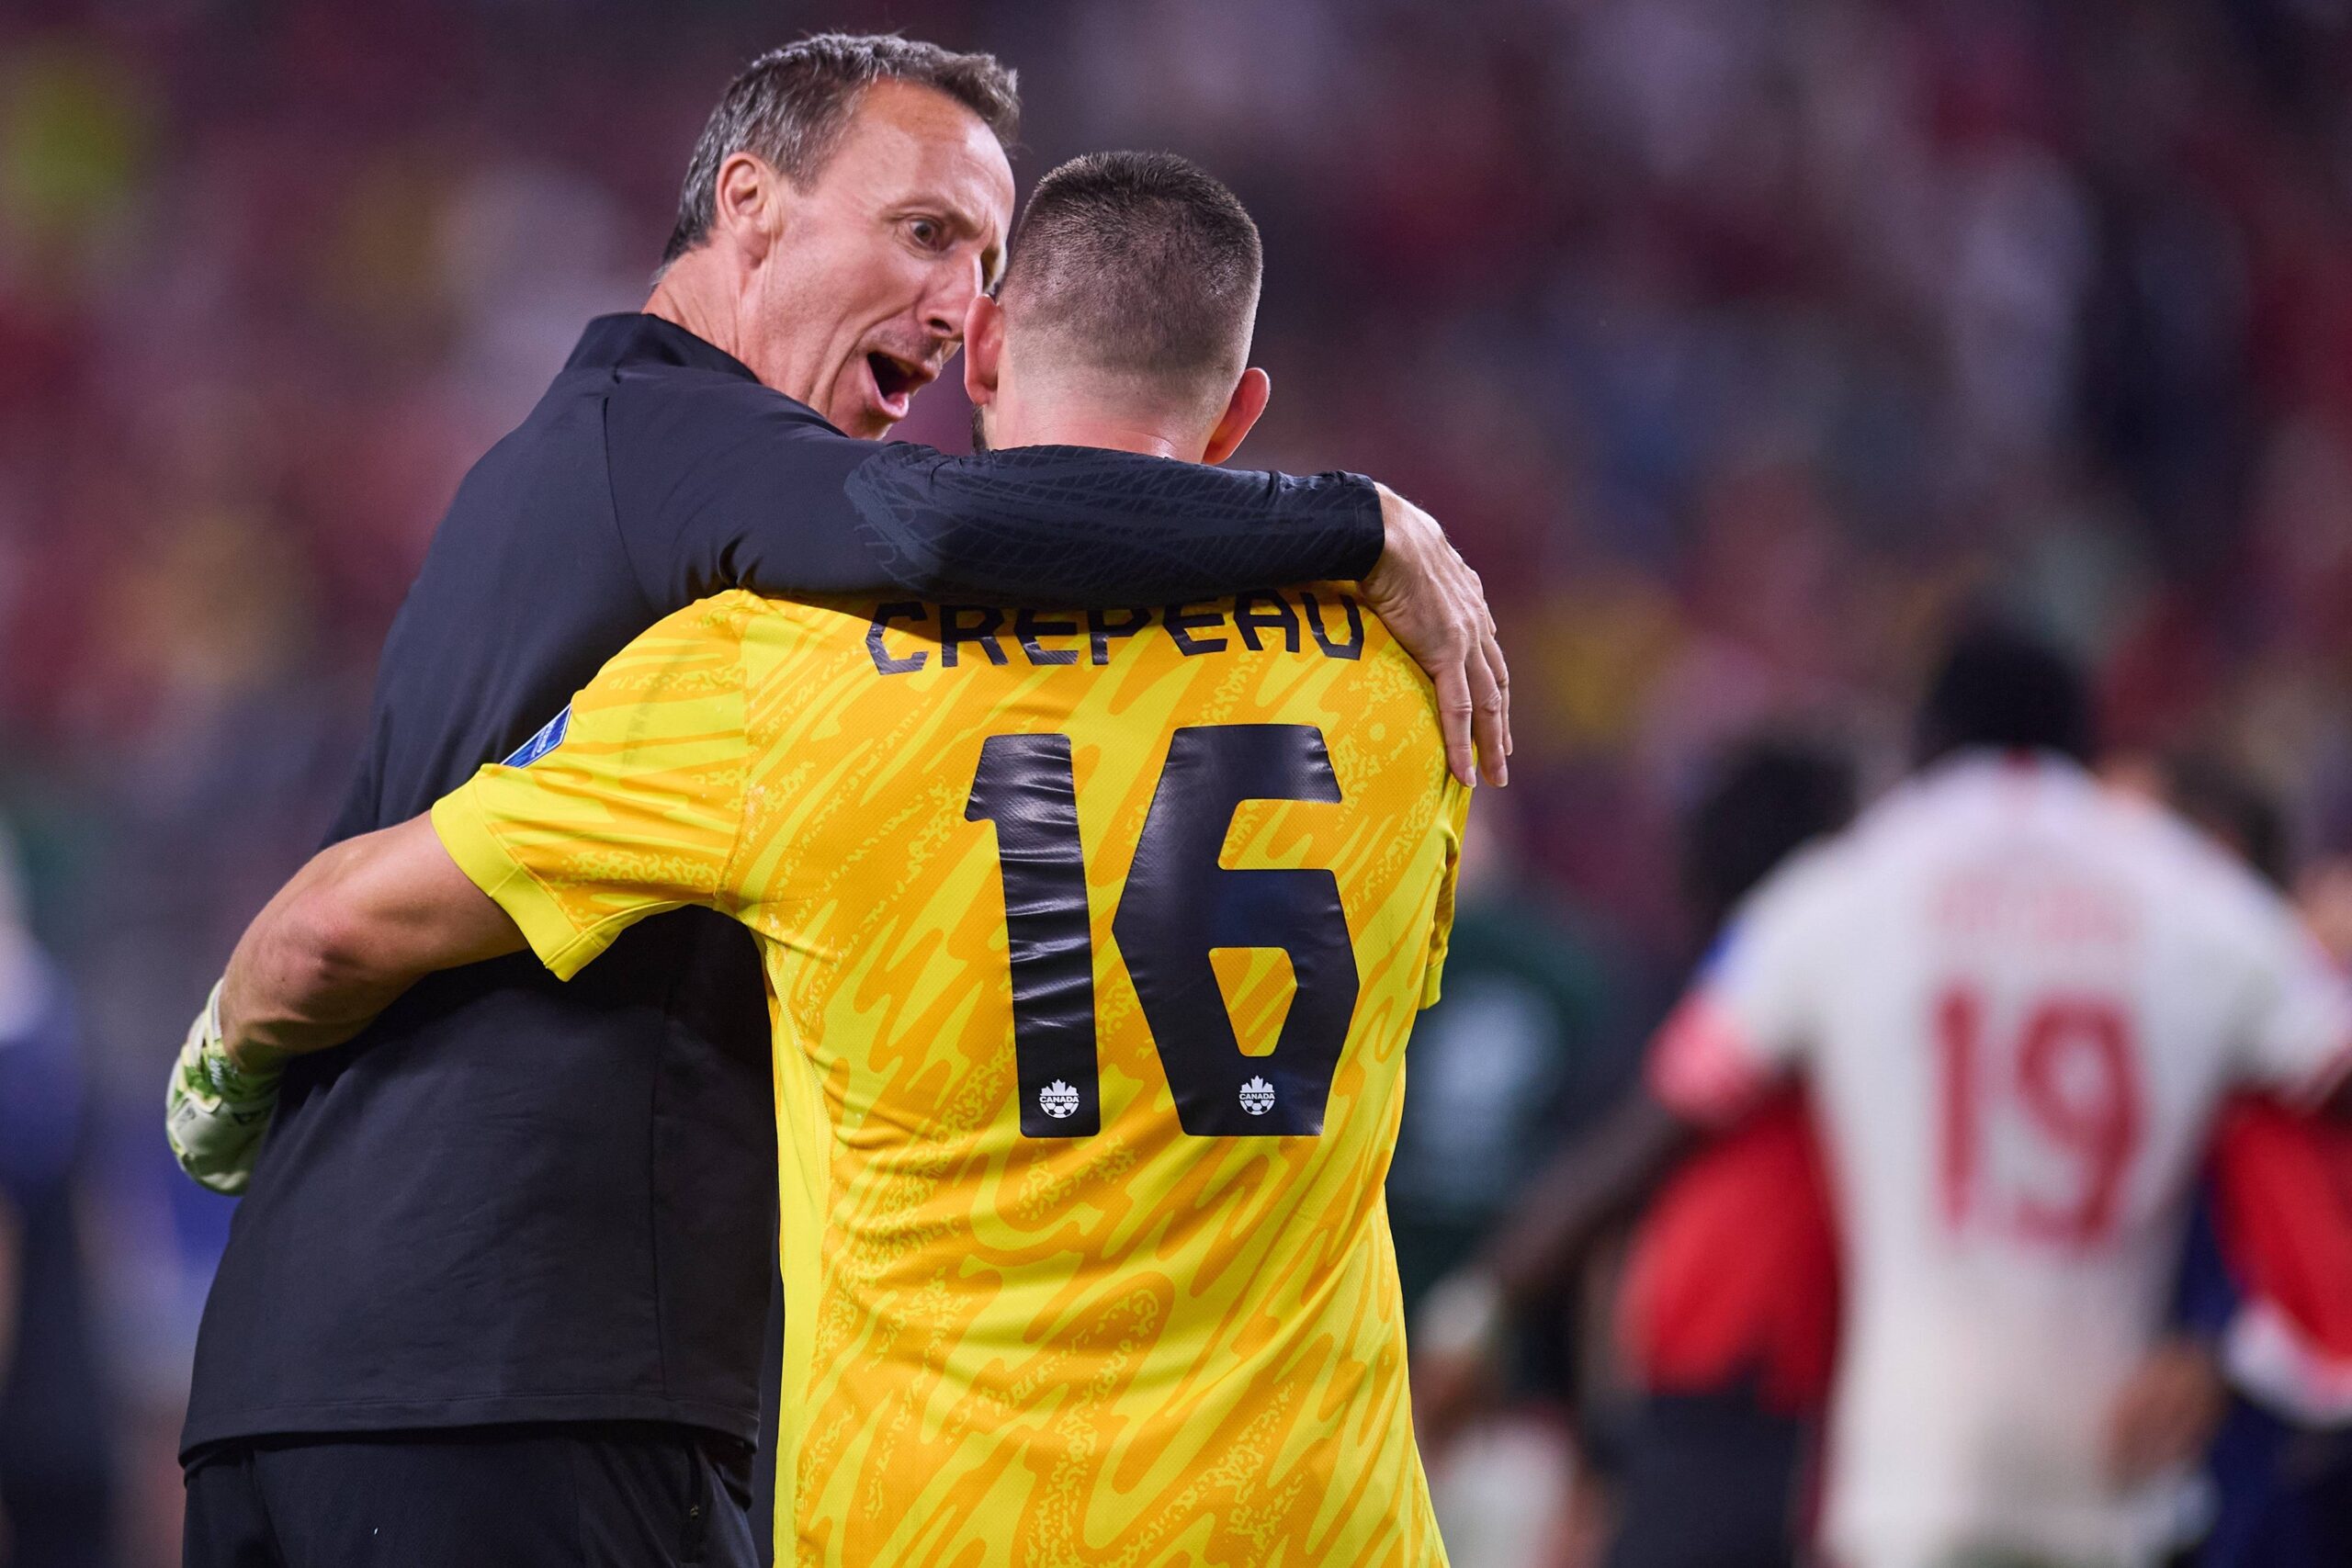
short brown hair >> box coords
[663,33,1019,265]
[998,152,1261,393]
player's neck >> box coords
[989,405,1207,462]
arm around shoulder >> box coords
[610,378,1510,784]
[609,378,1383,607]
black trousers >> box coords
[183,1422,758,1568]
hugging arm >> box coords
[217,817,523,1069]
[612,389,1509,784]
[167,816,520,1194]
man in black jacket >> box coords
[168,34,1506,1568]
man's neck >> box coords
[643,254,752,382]
[1007,422,1193,460]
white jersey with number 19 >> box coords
[1650,752,2352,1568]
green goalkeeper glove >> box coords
[164,980,280,1195]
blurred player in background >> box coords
[1420,623,2352,1568]
[0,823,114,1568]
[2124,754,2352,1568]
[1604,737,1856,1568]
[1385,795,1621,1563]
[2184,1102,2352,1568]
[1385,796,1614,1319]
[1645,622,2351,1568]
[1416,735,1855,1568]
[187,152,1472,1565]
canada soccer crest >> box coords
[1038,1080,1081,1119]
[1238,1077,1277,1115]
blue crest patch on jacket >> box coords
[503,705,571,768]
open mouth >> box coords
[864,352,932,421]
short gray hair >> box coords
[662,34,1019,265]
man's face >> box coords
[748,80,1013,438]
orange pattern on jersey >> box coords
[435,587,1466,1566]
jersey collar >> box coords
[566,312,760,384]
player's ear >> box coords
[963,293,1006,408]
[1203,367,1271,466]
[712,152,780,265]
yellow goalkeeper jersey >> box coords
[433,584,1466,1567]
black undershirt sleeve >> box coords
[606,372,1385,611]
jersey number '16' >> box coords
[966,724,1362,1139]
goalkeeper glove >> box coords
[164,980,280,1195]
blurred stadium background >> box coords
[4,0,2352,1562]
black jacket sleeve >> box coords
[605,368,1384,611]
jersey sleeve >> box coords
[605,373,1384,611]
[429,595,754,981]
[2229,899,2352,1105]
[1646,850,1838,1124]
[1419,784,1476,1010]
